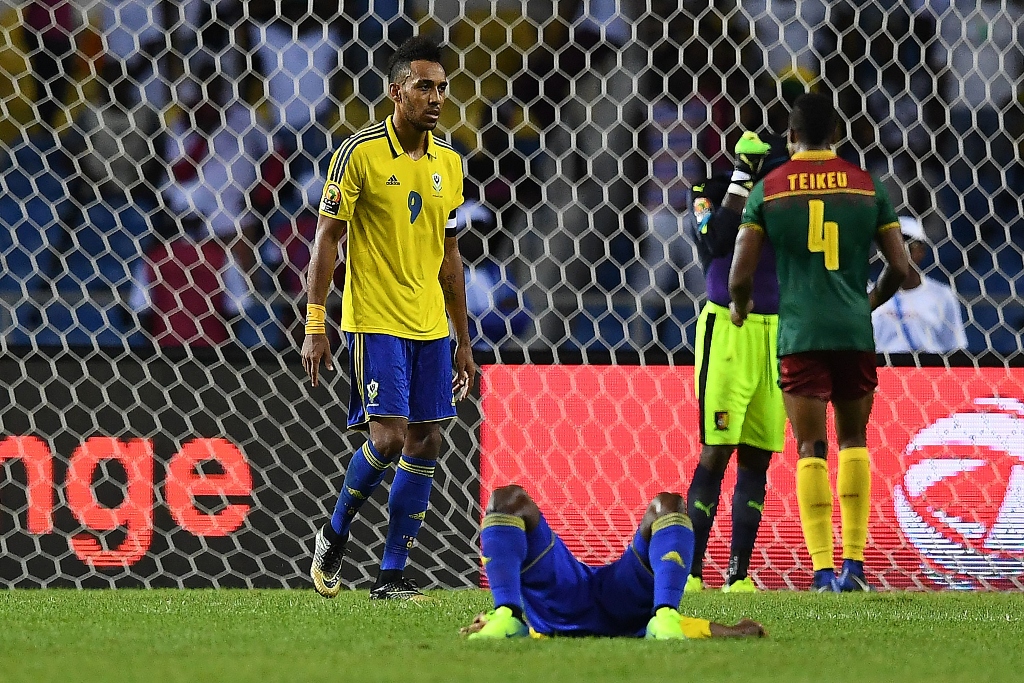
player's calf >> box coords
[711,618,768,638]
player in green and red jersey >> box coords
[728,93,910,592]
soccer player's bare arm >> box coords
[728,226,765,326]
[300,214,348,387]
[719,189,747,216]
[869,225,911,311]
[439,235,478,400]
[709,618,768,638]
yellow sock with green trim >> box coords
[797,457,834,571]
[838,447,871,562]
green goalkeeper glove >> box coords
[732,131,773,187]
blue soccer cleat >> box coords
[838,559,875,592]
[811,568,841,593]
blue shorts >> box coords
[345,332,456,430]
[520,516,655,637]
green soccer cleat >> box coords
[467,606,530,640]
[645,607,688,640]
[721,577,758,594]
[734,130,772,156]
[684,575,704,594]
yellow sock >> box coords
[838,447,871,562]
[797,457,833,571]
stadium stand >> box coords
[0,2,1019,358]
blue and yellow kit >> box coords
[319,116,465,341]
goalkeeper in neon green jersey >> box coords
[686,130,789,594]
[460,485,767,640]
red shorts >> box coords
[779,351,877,402]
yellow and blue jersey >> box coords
[319,116,464,340]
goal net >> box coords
[0,0,1021,590]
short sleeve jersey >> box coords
[740,150,899,356]
[319,116,465,340]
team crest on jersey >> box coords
[714,411,729,431]
[366,379,379,407]
[321,182,341,214]
[431,172,443,194]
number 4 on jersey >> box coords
[807,199,839,270]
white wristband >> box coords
[726,183,750,199]
[730,170,753,184]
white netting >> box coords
[0,1,1022,589]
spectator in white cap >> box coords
[872,216,967,354]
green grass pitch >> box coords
[1,589,1022,683]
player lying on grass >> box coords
[461,484,767,640]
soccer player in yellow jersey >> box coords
[302,37,478,601]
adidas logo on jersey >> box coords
[386,175,400,186]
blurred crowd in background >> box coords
[0,0,1021,356]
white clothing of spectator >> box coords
[872,216,967,354]
[162,86,268,240]
[161,74,269,314]
[246,0,345,205]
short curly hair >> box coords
[789,93,838,147]
[387,36,445,83]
